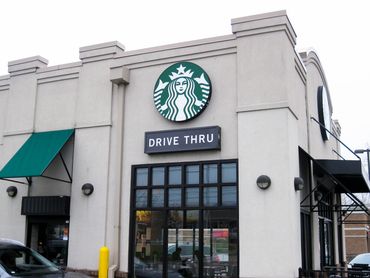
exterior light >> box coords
[256,175,271,190]
[294,177,304,191]
[81,183,94,196]
[6,186,18,197]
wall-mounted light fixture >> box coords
[6,186,18,197]
[81,183,94,196]
[256,175,271,190]
[294,177,304,191]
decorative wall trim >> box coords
[37,63,81,84]
[3,128,33,137]
[231,10,296,47]
[75,122,112,130]
[112,35,236,69]
[237,101,299,120]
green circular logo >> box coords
[154,62,212,122]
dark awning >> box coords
[0,129,74,184]
[314,159,370,193]
[299,147,370,223]
[21,196,70,216]
[299,147,370,194]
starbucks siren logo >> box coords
[154,62,211,122]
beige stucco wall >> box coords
[0,77,8,145]
[300,50,344,270]
[117,47,238,274]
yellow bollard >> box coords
[98,246,109,278]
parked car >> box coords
[348,253,370,269]
[347,253,370,278]
[0,238,91,277]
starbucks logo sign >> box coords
[154,62,212,122]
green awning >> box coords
[0,129,74,181]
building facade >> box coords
[1,10,369,278]
[345,212,370,261]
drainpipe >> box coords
[109,67,129,278]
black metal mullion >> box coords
[182,185,185,209]
[200,172,204,210]
[148,166,152,208]
[163,166,169,278]
[218,161,222,184]
[199,163,204,278]
[210,226,213,262]
[163,209,169,278]
[199,209,204,278]
[199,163,203,211]
[165,165,169,187]
[128,166,136,278]
[216,162,221,206]
[236,159,240,278]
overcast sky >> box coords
[1,0,369,159]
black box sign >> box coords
[145,126,221,154]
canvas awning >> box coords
[0,129,74,185]
[300,147,370,194]
[313,159,370,193]
[299,147,370,222]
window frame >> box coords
[131,159,238,210]
[129,159,239,278]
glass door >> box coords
[203,210,238,278]
[134,211,165,277]
[27,217,69,266]
[167,210,200,278]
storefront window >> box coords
[131,160,238,278]
[134,211,165,277]
[169,188,182,207]
[204,187,218,207]
[203,210,238,278]
[136,190,147,208]
[152,189,164,207]
[301,212,312,270]
[222,163,237,183]
[203,164,217,184]
[318,188,334,267]
[152,167,165,185]
[136,168,148,186]
[169,166,182,185]
[222,186,237,206]
[186,165,200,184]
[186,188,199,207]
[168,210,200,277]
